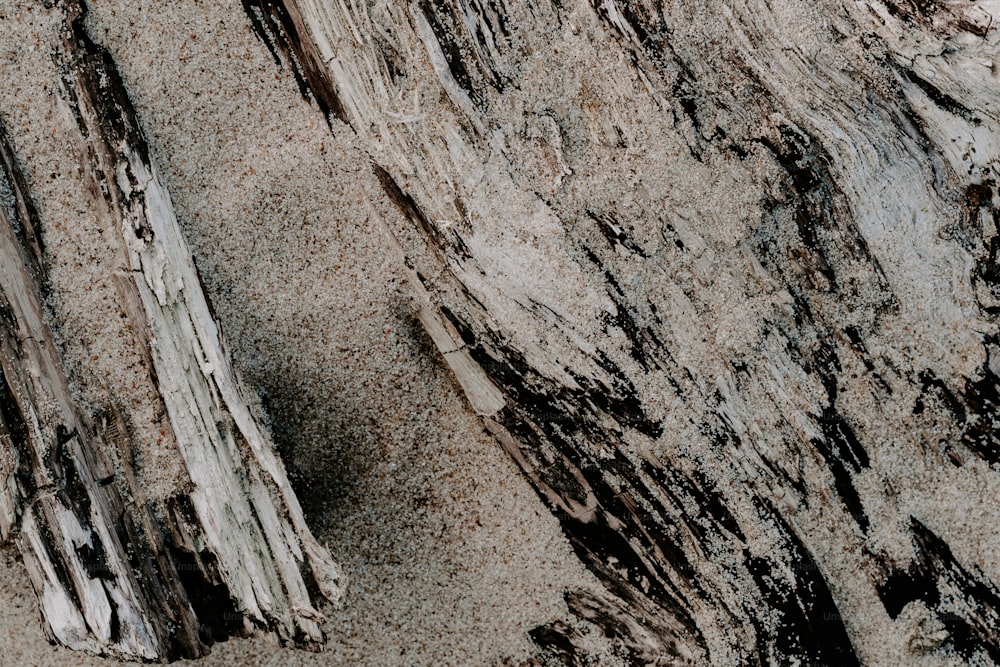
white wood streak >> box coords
[117,149,344,641]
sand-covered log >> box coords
[0,2,342,660]
[241,0,1000,663]
[0,116,194,661]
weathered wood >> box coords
[0,1,343,660]
[0,115,194,661]
[242,0,1000,663]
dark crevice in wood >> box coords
[240,0,348,125]
[879,517,1000,662]
[899,67,982,127]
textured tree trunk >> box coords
[4,0,1000,664]
[0,1,342,661]
[238,0,1000,664]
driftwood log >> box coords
[3,0,1000,664]
[0,1,342,661]
[239,0,1000,664]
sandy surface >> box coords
[6,0,1000,663]
[0,0,605,665]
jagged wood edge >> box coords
[52,0,345,649]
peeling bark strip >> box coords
[245,0,1000,663]
[0,2,342,661]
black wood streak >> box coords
[579,242,664,372]
[811,433,870,532]
[440,304,663,439]
[821,407,869,470]
[900,67,982,126]
[371,29,407,88]
[640,460,746,545]
[883,0,991,37]
[957,338,1000,464]
[32,502,87,616]
[57,9,158,249]
[914,369,966,422]
[0,297,19,358]
[878,517,1000,663]
[469,334,708,657]
[747,498,860,666]
[564,588,700,664]
[882,0,941,21]
[419,0,511,104]
[528,619,588,666]
[372,163,448,256]
[843,325,876,372]
[0,120,46,282]
[756,124,898,299]
[0,367,35,501]
[585,210,650,258]
[915,358,1000,465]
[809,342,871,531]
[971,182,1000,313]
[168,546,246,645]
[588,0,714,158]
[571,360,661,439]
[589,0,670,66]
[57,15,151,168]
[483,0,511,38]
[240,0,348,124]
[418,1,484,107]
[113,496,205,660]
